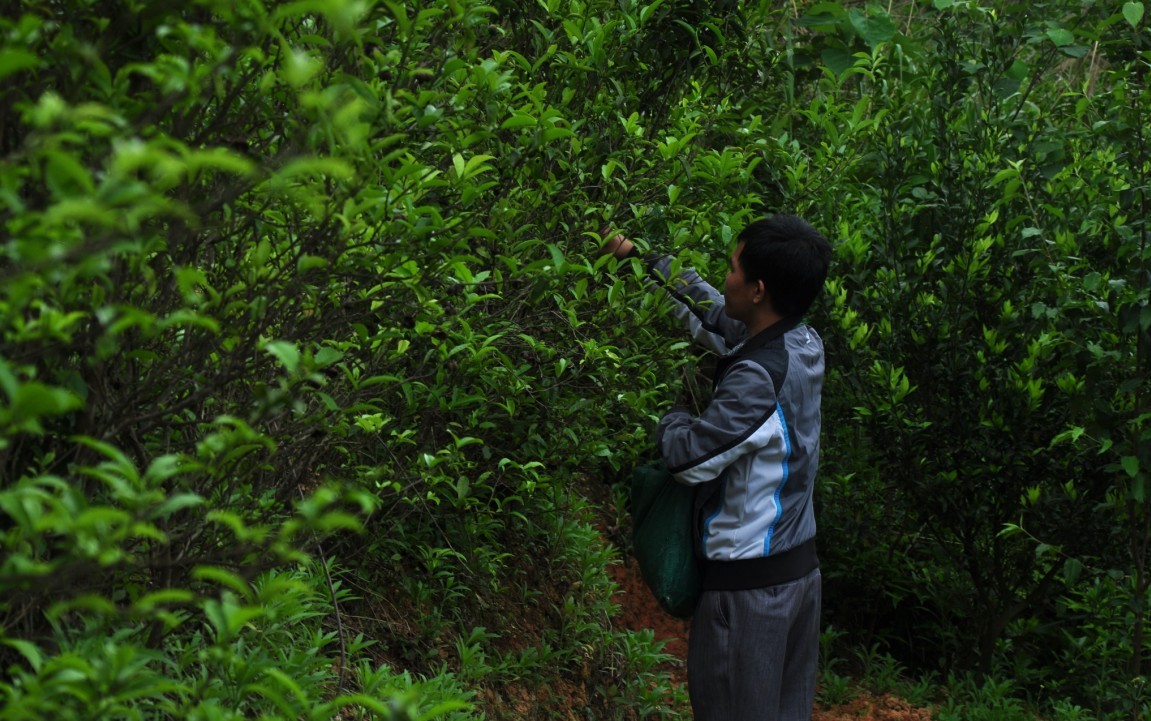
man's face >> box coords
[723,241,758,322]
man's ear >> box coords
[755,281,778,314]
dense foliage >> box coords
[0,0,1148,719]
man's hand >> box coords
[598,225,636,259]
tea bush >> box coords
[0,0,741,716]
[778,0,1151,715]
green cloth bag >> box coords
[630,460,701,618]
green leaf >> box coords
[1063,558,1083,586]
[45,150,95,197]
[47,594,118,620]
[547,243,566,273]
[0,360,16,400]
[848,8,896,48]
[500,113,537,130]
[262,666,306,701]
[1,638,43,671]
[0,49,40,81]
[313,346,343,367]
[203,595,264,644]
[143,454,189,484]
[1006,60,1029,81]
[6,383,83,428]
[640,0,669,24]
[194,566,253,598]
[541,126,574,143]
[417,700,473,719]
[283,47,324,88]
[186,147,257,177]
[297,255,329,273]
[1124,1,1144,27]
[797,4,847,29]
[133,589,196,612]
[1122,455,1140,478]
[453,153,495,180]
[1046,28,1075,46]
[265,340,301,375]
[151,493,205,518]
[275,157,355,181]
[158,309,221,334]
[1051,426,1085,446]
[822,47,855,77]
[383,0,412,36]
[329,694,393,715]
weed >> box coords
[855,643,907,695]
[818,669,858,707]
[935,672,1029,721]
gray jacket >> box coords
[649,255,824,574]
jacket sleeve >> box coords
[654,359,779,485]
[645,255,746,356]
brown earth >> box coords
[366,473,935,720]
[607,548,935,721]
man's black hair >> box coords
[736,214,832,318]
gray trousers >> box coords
[687,568,821,721]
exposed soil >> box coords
[607,538,935,721]
[607,555,691,667]
[366,473,936,720]
[813,693,935,721]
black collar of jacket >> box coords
[712,315,804,389]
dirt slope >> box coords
[608,556,933,721]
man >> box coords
[600,215,832,720]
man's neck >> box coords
[745,309,784,338]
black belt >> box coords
[701,537,819,591]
